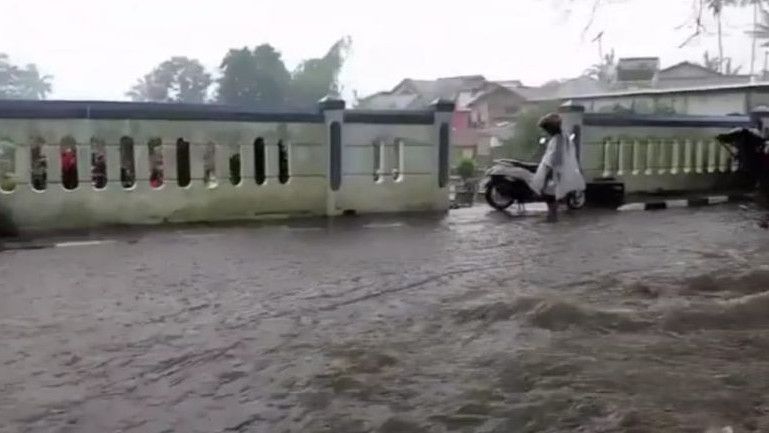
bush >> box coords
[456,158,476,181]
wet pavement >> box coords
[2,205,769,433]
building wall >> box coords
[580,90,747,115]
[470,90,526,127]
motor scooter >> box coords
[480,137,586,211]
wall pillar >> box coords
[431,99,454,192]
[319,96,345,216]
[558,101,586,164]
[750,105,769,137]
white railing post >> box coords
[15,144,30,185]
[645,138,654,176]
[718,143,731,172]
[670,139,680,175]
[707,140,717,173]
[617,139,625,176]
[657,138,667,175]
[77,143,91,185]
[602,139,612,177]
[44,143,61,186]
[695,139,705,174]
[632,139,641,175]
[683,139,693,174]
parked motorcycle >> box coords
[481,157,586,211]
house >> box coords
[357,75,513,166]
[465,82,528,127]
[528,58,759,115]
[656,61,751,89]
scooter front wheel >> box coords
[485,183,516,211]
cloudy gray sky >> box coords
[1,0,760,101]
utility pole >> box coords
[752,0,759,78]
[592,31,604,62]
[764,50,769,80]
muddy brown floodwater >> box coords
[2,205,769,433]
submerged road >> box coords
[2,205,769,433]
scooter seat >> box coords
[495,159,539,173]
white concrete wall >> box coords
[581,124,737,193]
[0,119,328,232]
[0,114,452,233]
[335,122,448,214]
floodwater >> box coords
[2,205,769,433]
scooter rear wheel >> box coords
[485,183,516,211]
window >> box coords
[504,105,519,114]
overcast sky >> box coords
[0,0,760,101]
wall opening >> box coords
[148,138,163,188]
[121,136,136,188]
[329,122,342,191]
[229,145,241,185]
[204,142,216,187]
[254,137,266,185]
[0,139,16,192]
[30,138,46,191]
[91,137,107,189]
[393,139,403,181]
[60,136,78,190]
[373,140,382,182]
[278,140,289,184]
[176,138,191,187]
[438,123,450,188]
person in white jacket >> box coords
[530,113,586,222]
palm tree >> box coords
[706,0,726,73]
[16,64,52,100]
[746,3,769,75]
[583,49,616,83]
[702,51,721,72]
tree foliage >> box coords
[502,101,561,161]
[583,48,615,83]
[216,38,351,110]
[217,44,291,109]
[127,37,352,109]
[288,37,351,110]
[127,56,212,103]
[0,54,52,100]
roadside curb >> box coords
[1,239,116,252]
[617,194,751,212]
